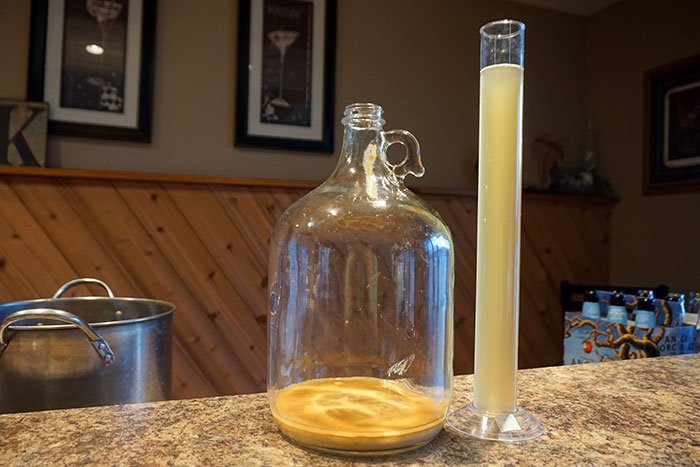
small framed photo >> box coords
[644,54,700,195]
[235,0,336,152]
[0,99,48,167]
[27,0,157,142]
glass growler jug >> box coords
[268,103,454,456]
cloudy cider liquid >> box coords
[271,377,446,453]
[474,63,524,413]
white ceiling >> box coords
[510,0,621,16]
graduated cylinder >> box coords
[473,20,524,414]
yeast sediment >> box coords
[271,376,447,452]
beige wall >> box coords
[0,0,586,189]
[0,1,30,98]
[586,0,700,292]
[14,1,694,294]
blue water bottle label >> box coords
[581,302,601,319]
[635,310,656,329]
[607,305,627,324]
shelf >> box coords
[0,166,617,204]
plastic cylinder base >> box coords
[447,403,544,442]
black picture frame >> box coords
[644,54,700,195]
[235,0,336,152]
[27,0,157,142]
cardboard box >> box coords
[563,291,697,365]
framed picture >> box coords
[235,0,336,152]
[27,0,157,142]
[644,54,700,195]
[0,99,48,167]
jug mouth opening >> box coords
[342,103,385,128]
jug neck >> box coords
[329,104,398,192]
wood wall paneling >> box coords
[0,176,611,399]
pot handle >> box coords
[0,308,116,366]
[53,278,115,299]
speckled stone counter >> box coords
[1,355,699,465]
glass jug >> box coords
[268,103,454,456]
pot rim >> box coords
[0,296,175,331]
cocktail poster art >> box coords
[235,0,336,152]
[27,0,156,141]
[644,54,700,194]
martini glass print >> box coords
[87,0,123,47]
[267,30,300,108]
[85,0,125,111]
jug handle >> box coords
[53,278,115,298]
[0,308,116,366]
[383,129,425,180]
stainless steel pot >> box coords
[0,278,174,413]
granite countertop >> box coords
[1,355,699,465]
